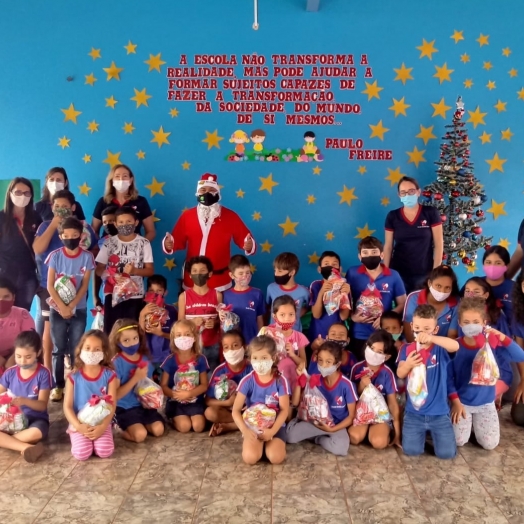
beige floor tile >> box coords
[0,491,54,522]
[272,492,350,523]
[273,461,343,493]
[201,461,271,492]
[1,458,77,491]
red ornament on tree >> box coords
[462,257,471,265]
[473,227,482,234]
[451,190,460,197]
[434,193,443,200]
[440,215,447,222]
[422,190,432,197]
[484,244,491,250]
[476,210,484,217]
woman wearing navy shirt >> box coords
[383,176,443,294]
[482,246,514,320]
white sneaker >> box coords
[50,388,63,402]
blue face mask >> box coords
[391,333,402,341]
[400,194,418,208]
[18,363,36,370]
[119,343,140,356]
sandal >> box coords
[208,423,223,438]
[22,442,44,463]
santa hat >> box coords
[195,173,220,195]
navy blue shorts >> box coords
[165,399,205,419]
[273,426,287,442]
[27,416,50,440]
[115,406,165,431]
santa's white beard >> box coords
[197,202,221,225]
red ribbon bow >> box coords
[473,333,500,349]
[0,394,12,406]
[87,394,113,406]
[178,362,195,372]
[217,303,233,313]
[297,374,321,388]
[145,291,165,307]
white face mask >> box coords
[251,359,273,375]
[80,350,104,365]
[429,286,451,302]
[318,364,339,377]
[461,323,484,337]
[113,180,131,193]
[10,193,31,208]
[224,347,245,365]
[47,181,65,195]
[174,336,195,351]
[364,346,386,367]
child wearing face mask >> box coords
[178,256,221,372]
[63,330,117,461]
[160,320,209,433]
[205,330,253,436]
[349,330,401,449]
[481,246,514,321]
[266,253,309,332]
[46,217,95,402]
[233,335,290,464]
[448,297,524,449]
[110,320,165,443]
[511,271,524,425]
[403,265,460,343]
[0,331,51,463]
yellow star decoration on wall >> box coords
[431,98,451,118]
[145,177,166,197]
[466,264,477,274]
[518,88,524,100]
[236,189,245,198]
[477,34,489,47]
[61,103,82,124]
[416,125,436,145]
[279,216,299,236]
[467,106,487,128]
[103,61,123,81]
[58,136,70,149]
[355,223,376,239]
[406,146,426,167]
[78,182,91,196]
[131,88,152,108]
[151,126,171,148]
[259,173,279,194]
[169,108,179,117]
[124,41,137,54]
[464,79,474,89]
[389,97,410,117]
[105,96,118,109]
[369,120,389,140]
[250,264,257,274]
[87,120,99,133]
[136,150,146,160]
[88,48,101,60]
[260,240,273,253]
[509,68,518,78]
[85,73,97,86]
[501,128,514,141]
[494,100,507,113]
[393,63,413,84]
[460,54,470,64]
[483,61,493,71]
[252,211,262,221]
[486,80,496,90]
[306,195,316,204]
[103,150,122,167]
[499,238,511,249]
[479,131,492,144]
[82,154,91,164]
[151,210,161,223]
[337,186,358,206]
[433,63,454,84]
[361,80,383,101]
[308,252,320,264]
[417,39,438,60]
[325,231,335,241]
[450,30,464,43]
[122,122,135,134]
[312,166,322,175]
[502,47,512,57]
[485,153,507,173]
[381,197,390,206]
[164,258,176,271]
[358,166,367,175]
[487,199,507,220]
[385,167,405,186]
[144,53,166,73]
[181,161,191,170]
[202,129,223,149]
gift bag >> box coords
[258,326,287,361]
[355,283,384,320]
[46,275,77,313]
[353,383,391,426]
[77,394,113,426]
[0,393,27,434]
[217,303,240,332]
[407,346,428,410]
[213,374,238,401]
[90,306,104,331]
[470,338,500,386]
[242,403,277,433]
[135,377,164,409]
[323,268,351,316]
[173,362,200,404]
[112,275,140,307]
[144,292,169,331]
[297,374,334,427]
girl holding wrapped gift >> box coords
[349,330,401,449]
[0,331,51,463]
[160,319,209,433]
[287,341,357,456]
[63,330,117,461]
[449,297,524,449]
[233,335,290,465]
[205,330,252,437]
[111,319,165,443]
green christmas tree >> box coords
[421,96,493,270]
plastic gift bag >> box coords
[297,374,334,427]
[355,283,384,320]
[173,362,200,404]
[46,275,77,313]
[353,382,391,426]
[213,374,237,401]
[258,326,287,361]
[135,377,164,409]
[323,268,351,316]
[143,292,169,331]
[0,393,27,434]
[217,303,240,332]
[111,275,140,307]
[77,394,113,426]
[407,345,428,410]
[242,403,277,433]
[90,306,104,331]
[470,337,500,386]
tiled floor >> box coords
[1,405,523,524]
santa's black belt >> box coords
[184,264,228,275]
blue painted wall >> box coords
[0,0,522,295]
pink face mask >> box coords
[483,264,506,281]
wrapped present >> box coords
[0,393,27,434]
[407,355,428,410]
[174,362,200,404]
[323,268,351,316]
[90,306,104,331]
[144,292,169,331]
[470,338,500,386]
[135,377,164,409]
[355,283,384,319]
[353,382,391,426]
[111,275,140,307]
[242,403,276,433]
[214,374,237,401]
[297,373,334,427]
[258,326,287,361]
[217,303,240,332]
[46,274,77,313]
[77,394,113,426]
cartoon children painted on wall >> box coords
[299,131,323,162]
[250,129,266,152]
[229,130,250,159]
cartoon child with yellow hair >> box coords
[229,130,250,159]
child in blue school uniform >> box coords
[349,330,401,449]
[205,330,253,436]
[482,246,514,321]
[403,265,460,343]
[346,236,406,360]
[397,304,459,459]
[232,335,290,465]
[111,319,165,443]
[510,271,524,426]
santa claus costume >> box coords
[163,174,256,291]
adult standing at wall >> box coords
[0,177,41,310]
[163,173,256,291]
[507,220,524,278]
[383,176,443,294]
